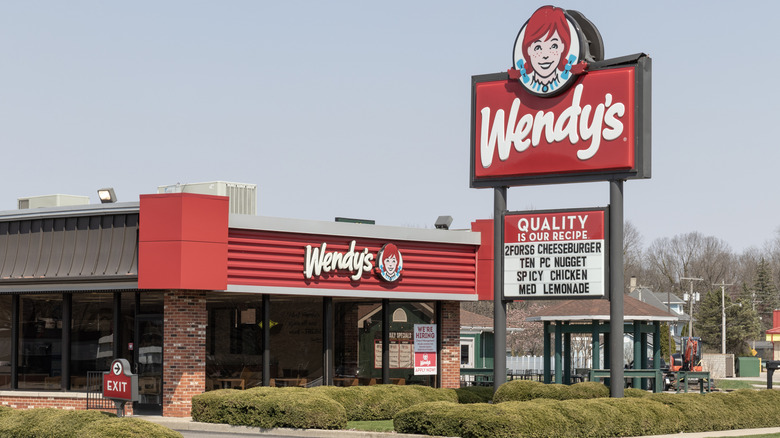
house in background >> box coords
[460,309,494,371]
[459,309,523,384]
[629,283,688,339]
[765,310,780,360]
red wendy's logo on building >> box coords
[302,240,403,283]
[510,5,588,97]
[375,243,402,283]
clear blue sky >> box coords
[1,1,777,252]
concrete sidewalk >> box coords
[138,415,780,438]
[641,428,780,437]
[135,416,437,438]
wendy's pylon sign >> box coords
[470,5,650,188]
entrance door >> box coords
[133,314,163,415]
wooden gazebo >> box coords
[527,296,678,390]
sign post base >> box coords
[113,400,126,417]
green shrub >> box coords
[80,417,183,438]
[0,408,178,438]
[648,392,727,432]
[455,386,494,404]
[191,386,346,429]
[493,380,566,402]
[566,381,609,399]
[395,391,780,437]
[393,401,464,437]
[623,387,650,398]
[494,379,605,402]
[492,400,571,438]
[311,384,457,421]
[0,408,117,438]
[587,397,683,436]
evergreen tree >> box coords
[726,298,762,355]
[695,290,761,355]
[660,323,675,359]
[695,290,722,349]
[748,259,779,331]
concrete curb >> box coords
[638,427,780,437]
[134,416,444,438]
[138,416,780,438]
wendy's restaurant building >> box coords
[0,182,482,416]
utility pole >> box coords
[680,277,703,338]
[714,280,734,354]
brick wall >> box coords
[440,301,461,388]
[163,290,206,417]
[0,392,132,415]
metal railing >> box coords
[85,371,116,411]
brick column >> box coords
[440,301,461,388]
[163,291,206,417]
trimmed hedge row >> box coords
[191,387,346,429]
[311,384,457,420]
[191,385,457,426]
[394,389,780,437]
[0,408,181,438]
[493,380,609,403]
[454,386,494,404]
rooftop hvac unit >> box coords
[18,194,90,209]
[157,181,257,215]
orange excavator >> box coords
[670,337,702,372]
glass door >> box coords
[133,314,163,415]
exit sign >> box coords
[102,359,138,402]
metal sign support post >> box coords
[114,401,126,418]
[609,180,624,397]
[493,187,507,391]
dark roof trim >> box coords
[0,211,139,286]
[0,280,139,293]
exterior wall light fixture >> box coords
[98,188,117,203]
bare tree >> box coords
[623,221,646,291]
[644,232,733,296]
[506,301,546,356]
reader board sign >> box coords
[414,324,437,375]
[503,208,606,299]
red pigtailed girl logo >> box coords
[509,6,588,97]
[375,243,403,283]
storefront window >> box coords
[0,295,10,389]
[337,300,436,386]
[70,293,114,390]
[335,300,380,386]
[206,293,263,391]
[18,294,62,390]
[389,302,435,386]
[119,292,135,364]
[269,296,322,387]
[334,301,436,386]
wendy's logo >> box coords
[509,6,602,97]
[375,243,402,282]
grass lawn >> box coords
[347,420,394,432]
[716,380,765,390]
